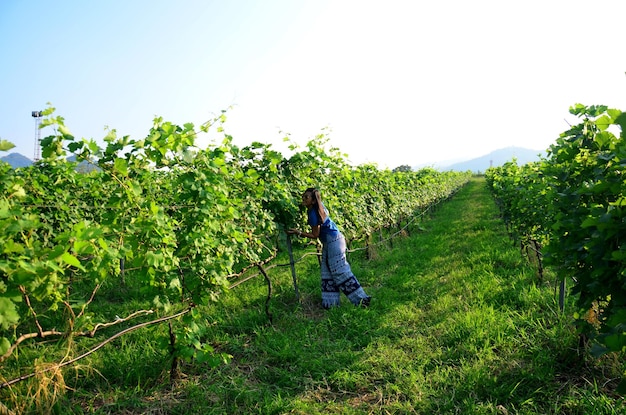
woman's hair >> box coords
[305,187,327,223]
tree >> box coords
[392,164,412,173]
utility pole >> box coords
[32,110,43,161]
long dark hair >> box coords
[304,187,327,223]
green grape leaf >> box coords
[114,158,129,176]
[0,298,20,329]
[61,252,85,270]
[0,139,16,152]
[0,337,10,355]
[613,112,626,139]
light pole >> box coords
[31,110,43,161]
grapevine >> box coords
[0,106,471,394]
[486,103,626,389]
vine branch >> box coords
[0,307,191,389]
[0,309,154,364]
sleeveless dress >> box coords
[308,205,371,308]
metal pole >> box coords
[285,233,300,301]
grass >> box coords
[4,177,625,414]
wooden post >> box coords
[533,239,544,282]
[559,278,566,313]
[120,257,125,286]
[285,233,300,301]
[256,264,273,323]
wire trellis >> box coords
[227,193,452,302]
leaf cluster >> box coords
[0,107,470,400]
[486,103,626,388]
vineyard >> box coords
[486,104,626,390]
[0,107,471,412]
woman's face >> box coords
[301,192,314,208]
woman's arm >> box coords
[288,225,320,239]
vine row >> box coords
[0,106,470,387]
[485,104,626,378]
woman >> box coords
[288,188,371,309]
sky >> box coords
[1,0,625,169]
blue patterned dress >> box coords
[308,205,370,308]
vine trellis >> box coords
[0,106,471,392]
[485,103,626,391]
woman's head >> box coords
[302,188,319,207]
[302,188,327,222]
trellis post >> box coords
[285,233,300,301]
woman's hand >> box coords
[287,228,302,236]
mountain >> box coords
[0,153,33,168]
[444,146,545,173]
[0,153,98,172]
[67,155,100,173]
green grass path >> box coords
[75,177,624,414]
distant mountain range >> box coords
[0,152,99,172]
[418,146,545,173]
[1,152,33,168]
[445,146,545,172]
[3,146,545,173]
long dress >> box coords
[308,205,371,308]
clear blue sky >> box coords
[2,0,625,168]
